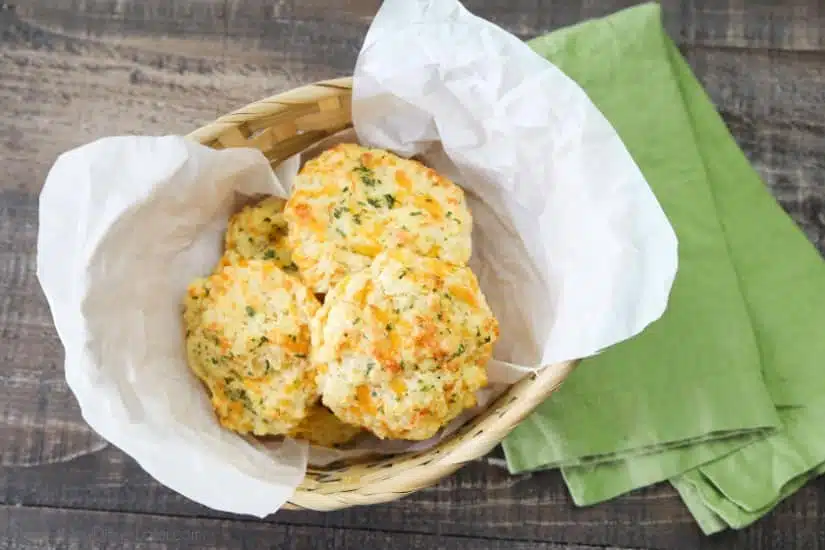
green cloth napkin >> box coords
[663,32,825,533]
[559,10,825,519]
[503,2,779,482]
[502,2,825,531]
[674,402,825,534]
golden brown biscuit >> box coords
[184,260,320,436]
[312,249,499,440]
[288,405,363,447]
[284,143,472,293]
[220,196,297,273]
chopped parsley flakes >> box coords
[354,163,380,187]
[449,343,466,361]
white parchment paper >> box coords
[36,0,677,518]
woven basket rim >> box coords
[186,77,575,512]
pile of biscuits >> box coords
[183,143,499,446]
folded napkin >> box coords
[503,2,778,481]
[503,2,825,531]
[674,401,825,533]
[665,34,825,533]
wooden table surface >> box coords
[3,1,825,549]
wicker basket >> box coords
[187,77,575,512]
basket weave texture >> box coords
[187,77,575,512]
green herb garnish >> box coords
[354,163,380,187]
[450,343,466,361]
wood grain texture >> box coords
[0,188,107,466]
[685,0,825,51]
[0,505,633,550]
[15,0,825,52]
[3,445,825,549]
[2,0,825,549]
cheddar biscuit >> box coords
[312,249,499,440]
[288,405,363,447]
[284,143,472,293]
[220,196,297,272]
[184,260,320,436]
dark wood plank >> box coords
[685,0,825,51]
[0,504,630,550]
[0,9,300,196]
[3,445,825,550]
[0,189,107,467]
[15,0,825,55]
